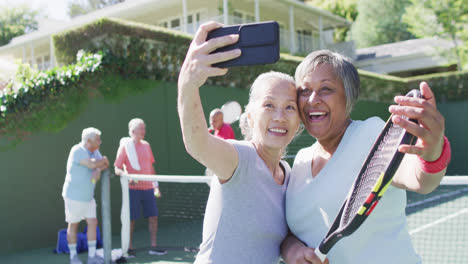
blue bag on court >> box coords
[54,226,103,254]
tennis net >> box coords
[119,174,212,255]
[114,174,468,262]
[406,176,468,264]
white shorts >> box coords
[64,198,97,223]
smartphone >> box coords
[206,21,280,68]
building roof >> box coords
[0,0,349,51]
[0,0,167,50]
[355,37,455,61]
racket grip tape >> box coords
[314,247,327,262]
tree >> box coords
[307,0,358,42]
[68,0,125,18]
[403,0,468,70]
[350,0,415,48]
[0,5,39,46]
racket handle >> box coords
[314,247,327,262]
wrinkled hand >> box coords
[154,187,161,198]
[91,168,101,184]
[177,21,241,91]
[287,246,329,264]
[389,82,445,161]
[101,156,109,169]
[129,180,137,186]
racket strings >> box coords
[341,122,405,226]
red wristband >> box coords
[418,136,451,174]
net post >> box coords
[120,175,130,257]
[101,169,112,264]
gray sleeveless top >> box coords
[194,140,290,264]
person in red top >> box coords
[208,108,235,140]
[114,118,167,257]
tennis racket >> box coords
[314,89,422,261]
[221,101,242,124]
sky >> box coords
[0,0,70,21]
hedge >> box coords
[52,17,468,101]
[0,51,103,149]
[1,17,467,148]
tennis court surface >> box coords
[0,220,202,264]
[406,176,468,263]
[1,176,466,264]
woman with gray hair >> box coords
[178,21,301,264]
[281,50,450,264]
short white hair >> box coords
[210,108,223,119]
[128,118,145,137]
[245,71,295,118]
[81,127,101,143]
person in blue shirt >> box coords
[62,127,109,264]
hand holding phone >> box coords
[206,21,280,68]
[178,21,240,90]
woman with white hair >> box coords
[114,118,167,257]
[178,21,301,264]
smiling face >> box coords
[249,77,300,152]
[297,63,350,144]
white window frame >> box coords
[231,9,255,24]
[157,8,206,32]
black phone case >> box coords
[206,21,280,68]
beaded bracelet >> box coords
[418,136,451,174]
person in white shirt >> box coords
[281,50,450,264]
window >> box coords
[158,10,204,33]
[232,10,255,24]
[246,14,255,23]
[296,29,313,54]
[233,11,243,19]
[170,18,180,28]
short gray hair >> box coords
[295,49,360,115]
[128,118,145,137]
[210,108,223,119]
[81,127,101,143]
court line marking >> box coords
[407,187,468,209]
[409,207,468,235]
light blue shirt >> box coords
[62,143,102,202]
[286,117,421,263]
[195,140,290,264]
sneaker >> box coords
[87,255,104,264]
[148,247,167,256]
[70,255,83,264]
